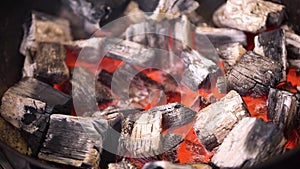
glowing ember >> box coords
[178,129,213,163]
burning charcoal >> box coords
[0,117,31,155]
[105,39,156,67]
[72,67,113,114]
[0,78,72,155]
[211,117,286,169]
[143,102,196,130]
[98,64,163,109]
[285,29,300,60]
[146,0,199,21]
[87,106,143,119]
[267,88,299,136]
[220,51,283,97]
[163,132,183,162]
[108,158,137,169]
[216,43,247,72]
[0,78,72,114]
[196,27,247,47]
[62,0,129,27]
[38,114,108,168]
[254,29,287,80]
[284,28,300,69]
[117,114,136,157]
[23,42,69,84]
[142,161,212,169]
[20,11,72,56]
[118,111,162,159]
[213,0,285,33]
[193,90,250,151]
[181,50,221,91]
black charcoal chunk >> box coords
[144,102,196,130]
[285,30,300,60]
[0,78,72,155]
[105,39,156,68]
[213,0,285,33]
[254,29,287,80]
[24,42,69,84]
[163,132,183,162]
[150,0,199,21]
[62,0,129,27]
[196,27,247,47]
[217,43,247,72]
[193,90,250,151]
[211,117,286,169]
[118,110,162,159]
[0,77,71,115]
[20,11,72,56]
[38,114,108,168]
[181,50,221,91]
[283,27,300,70]
[225,51,283,97]
[267,88,299,136]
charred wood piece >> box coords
[181,50,221,91]
[20,11,72,56]
[284,28,300,69]
[23,42,69,84]
[62,0,129,27]
[105,39,156,67]
[143,102,196,130]
[193,90,250,151]
[254,29,287,80]
[217,43,246,72]
[285,27,300,60]
[38,114,108,168]
[0,78,72,155]
[267,88,299,137]
[213,0,285,33]
[72,67,113,114]
[196,27,247,47]
[151,0,199,21]
[211,117,286,169]
[0,77,71,120]
[142,161,212,169]
[108,158,137,169]
[118,111,163,159]
[163,132,183,162]
[220,51,283,97]
[87,106,142,121]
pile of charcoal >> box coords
[1,0,300,169]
